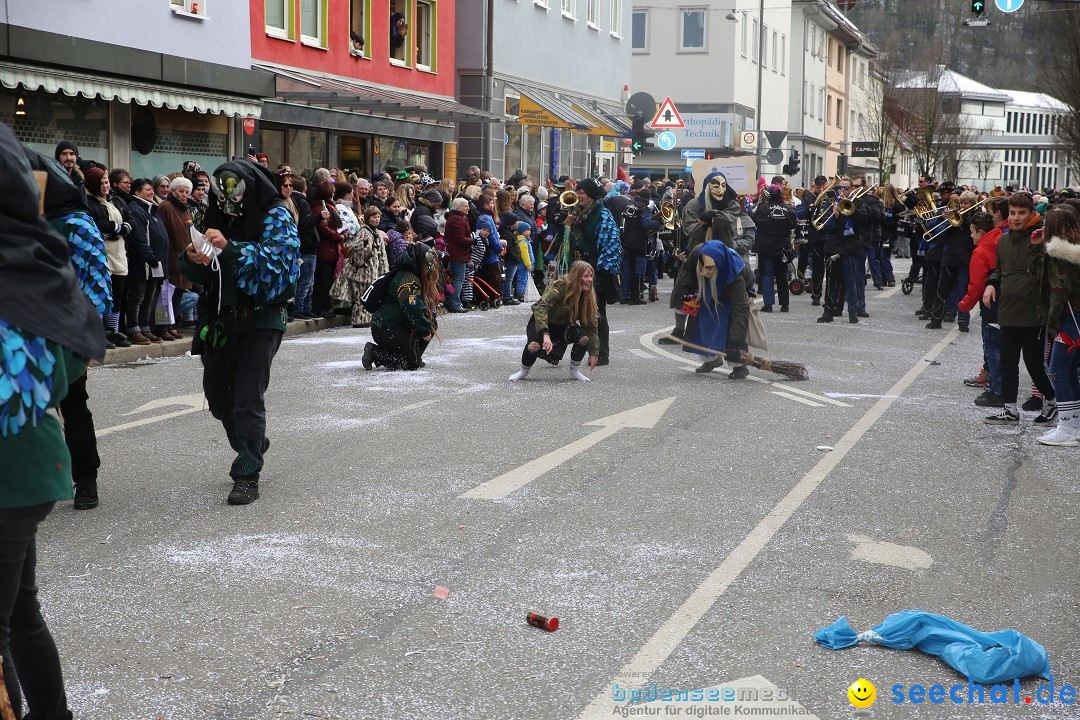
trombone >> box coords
[810,176,840,231]
[922,198,988,242]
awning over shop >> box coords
[505,81,596,131]
[0,60,262,118]
[592,101,632,136]
[253,62,503,124]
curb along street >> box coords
[92,316,351,367]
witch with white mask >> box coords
[682,171,743,251]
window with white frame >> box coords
[300,0,325,46]
[171,0,207,17]
[679,7,706,51]
[804,81,809,115]
[416,0,436,70]
[781,34,786,74]
[631,10,648,51]
[761,24,768,68]
[587,0,599,26]
[265,0,293,38]
[819,88,824,118]
[751,17,758,62]
[349,0,369,57]
[562,0,574,19]
[808,83,814,117]
[610,0,623,36]
[771,29,777,70]
[390,0,410,63]
[741,11,748,56]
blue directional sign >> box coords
[994,0,1023,12]
[681,149,706,160]
[657,131,677,151]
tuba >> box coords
[559,189,578,208]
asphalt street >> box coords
[34,259,1080,720]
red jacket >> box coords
[958,222,1005,313]
[444,209,474,262]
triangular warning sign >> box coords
[651,97,685,129]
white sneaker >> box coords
[509,365,530,382]
[569,361,590,382]
[1037,425,1080,447]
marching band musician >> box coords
[815,177,872,324]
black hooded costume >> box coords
[177,158,300,504]
[365,243,438,371]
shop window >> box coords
[408,143,429,169]
[1,89,109,167]
[129,105,228,181]
[504,125,523,177]
[505,96,520,117]
[416,0,437,71]
[259,128,286,170]
[170,0,207,18]
[526,126,543,180]
[374,137,408,172]
[287,128,327,178]
[339,135,367,175]
[300,0,327,48]
[350,0,371,58]
[390,0,411,64]
[265,0,295,39]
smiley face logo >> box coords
[848,678,876,708]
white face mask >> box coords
[699,254,717,279]
[708,177,727,202]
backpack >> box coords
[360,271,394,312]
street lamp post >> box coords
[755,0,765,182]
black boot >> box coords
[629,275,647,305]
[74,479,98,510]
[228,475,260,505]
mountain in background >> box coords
[845,0,1067,95]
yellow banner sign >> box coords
[601,140,616,152]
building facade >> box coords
[457,0,632,181]
[249,0,500,179]
[628,1,791,179]
[1,0,270,178]
[891,67,1069,191]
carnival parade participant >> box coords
[673,240,751,379]
[179,159,300,505]
[508,260,599,382]
[564,178,621,365]
[362,243,442,371]
[23,147,112,511]
[1,120,107,720]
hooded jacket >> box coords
[1039,234,1080,335]
[958,221,1004,318]
[752,196,796,257]
[988,213,1043,327]
[444,208,473,262]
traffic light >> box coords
[631,113,654,154]
[782,149,801,176]
[971,0,985,14]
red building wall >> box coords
[249,0,455,97]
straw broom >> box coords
[661,335,809,381]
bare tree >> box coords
[1042,7,1080,179]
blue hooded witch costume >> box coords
[682,240,752,366]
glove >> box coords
[111,221,124,236]
[121,222,132,236]
[699,210,717,224]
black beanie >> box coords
[578,178,603,200]
[54,140,79,162]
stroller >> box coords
[787,237,808,295]
[467,274,502,310]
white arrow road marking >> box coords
[623,675,819,718]
[578,327,960,719]
[846,533,933,571]
[97,393,206,437]
[459,397,677,500]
